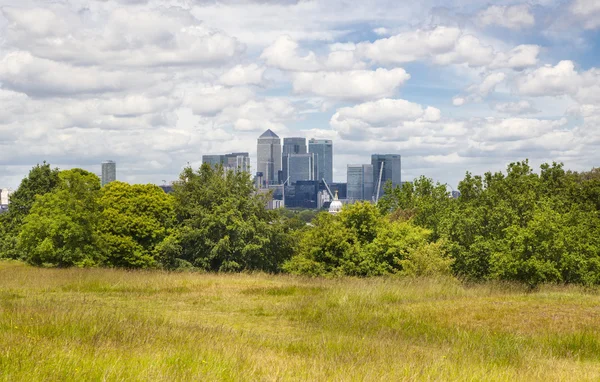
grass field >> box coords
[1,261,600,381]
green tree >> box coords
[0,162,60,259]
[17,169,102,267]
[97,182,174,268]
[157,164,293,272]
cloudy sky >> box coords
[0,0,599,188]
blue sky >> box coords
[0,0,599,189]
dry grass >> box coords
[1,261,600,381]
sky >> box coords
[0,0,599,189]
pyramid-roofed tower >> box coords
[259,129,279,139]
[257,129,282,187]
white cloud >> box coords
[183,86,254,116]
[2,7,245,68]
[330,98,448,141]
[570,0,600,29]
[261,35,364,71]
[356,26,539,70]
[474,117,568,142]
[494,100,539,115]
[219,64,266,86]
[469,72,506,96]
[0,51,154,97]
[516,60,600,104]
[292,68,410,100]
[477,5,535,30]
[491,45,540,70]
[453,97,466,106]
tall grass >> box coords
[1,261,600,381]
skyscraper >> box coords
[286,153,315,184]
[282,137,307,156]
[101,160,116,187]
[371,154,401,199]
[282,137,307,183]
[347,164,374,201]
[309,138,333,184]
[257,129,282,186]
[202,153,250,173]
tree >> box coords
[0,162,60,259]
[157,164,293,272]
[97,182,174,268]
[17,169,102,267]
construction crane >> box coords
[322,178,334,199]
[375,161,384,204]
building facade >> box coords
[282,137,307,183]
[101,160,116,187]
[347,164,374,201]
[308,138,333,184]
[257,129,282,187]
[371,154,401,199]
[285,153,315,184]
[202,153,250,173]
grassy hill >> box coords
[1,261,600,381]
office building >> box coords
[101,160,116,187]
[371,154,401,199]
[257,129,282,186]
[285,153,315,184]
[309,138,333,184]
[282,137,307,182]
[202,152,250,173]
[347,164,374,201]
[282,137,307,156]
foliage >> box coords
[17,169,102,267]
[285,202,451,277]
[157,164,293,272]
[97,182,174,269]
[0,162,60,259]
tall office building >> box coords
[282,137,307,183]
[286,153,315,184]
[282,137,307,156]
[101,160,116,187]
[371,154,401,199]
[257,129,282,186]
[347,164,374,201]
[202,153,250,173]
[309,138,333,184]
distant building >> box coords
[285,180,320,209]
[202,152,250,173]
[257,129,282,186]
[371,154,401,199]
[0,188,12,213]
[282,137,307,183]
[309,138,333,184]
[452,190,461,199]
[159,184,174,194]
[101,160,116,187]
[285,153,315,184]
[347,164,374,201]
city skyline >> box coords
[0,0,599,189]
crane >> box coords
[375,161,384,204]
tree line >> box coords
[0,160,599,287]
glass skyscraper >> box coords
[371,154,401,199]
[101,160,116,187]
[286,153,315,184]
[308,138,333,185]
[282,137,307,183]
[257,129,282,186]
[347,164,374,201]
[202,153,250,173]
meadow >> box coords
[1,261,600,381]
